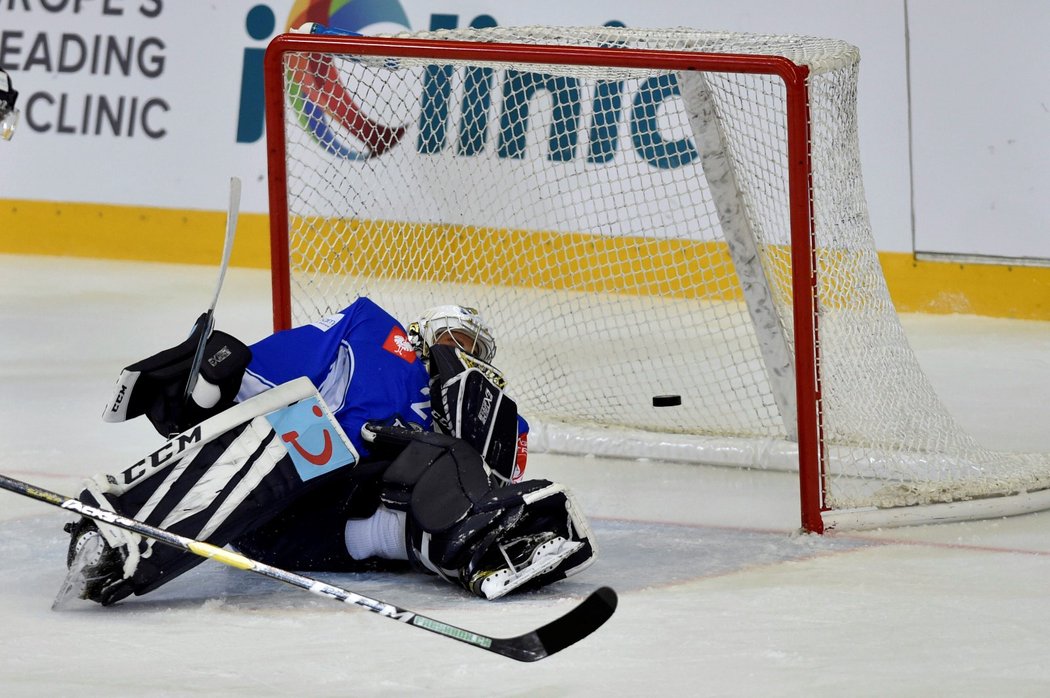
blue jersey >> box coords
[237,298,432,456]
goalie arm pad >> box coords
[102,313,252,436]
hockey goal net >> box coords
[263,25,1050,532]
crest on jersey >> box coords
[382,325,417,363]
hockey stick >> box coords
[0,472,617,662]
[182,176,241,407]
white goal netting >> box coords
[266,26,1050,530]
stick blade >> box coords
[493,586,618,662]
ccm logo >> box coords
[122,426,203,484]
[109,384,128,412]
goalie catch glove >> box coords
[363,423,596,599]
[102,313,251,436]
[425,343,521,484]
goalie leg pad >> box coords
[409,479,597,600]
[72,416,303,604]
[68,380,363,603]
[363,422,598,598]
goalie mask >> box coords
[408,305,497,363]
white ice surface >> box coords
[1,255,1049,697]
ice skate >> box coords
[468,531,585,600]
[53,519,125,609]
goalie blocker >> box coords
[102,312,253,437]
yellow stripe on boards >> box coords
[881,252,1050,320]
[3,200,1049,320]
[290,217,742,301]
[0,200,271,269]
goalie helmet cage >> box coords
[262,27,1050,534]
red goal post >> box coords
[262,27,1050,533]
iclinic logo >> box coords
[285,0,411,159]
[266,1,697,169]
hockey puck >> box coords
[652,394,682,407]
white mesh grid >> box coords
[270,26,1050,527]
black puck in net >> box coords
[652,394,682,407]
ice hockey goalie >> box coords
[58,299,597,606]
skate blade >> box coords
[476,539,584,600]
[52,534,104,610]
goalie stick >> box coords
[181,176,241,410]
[0,471,617,662]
